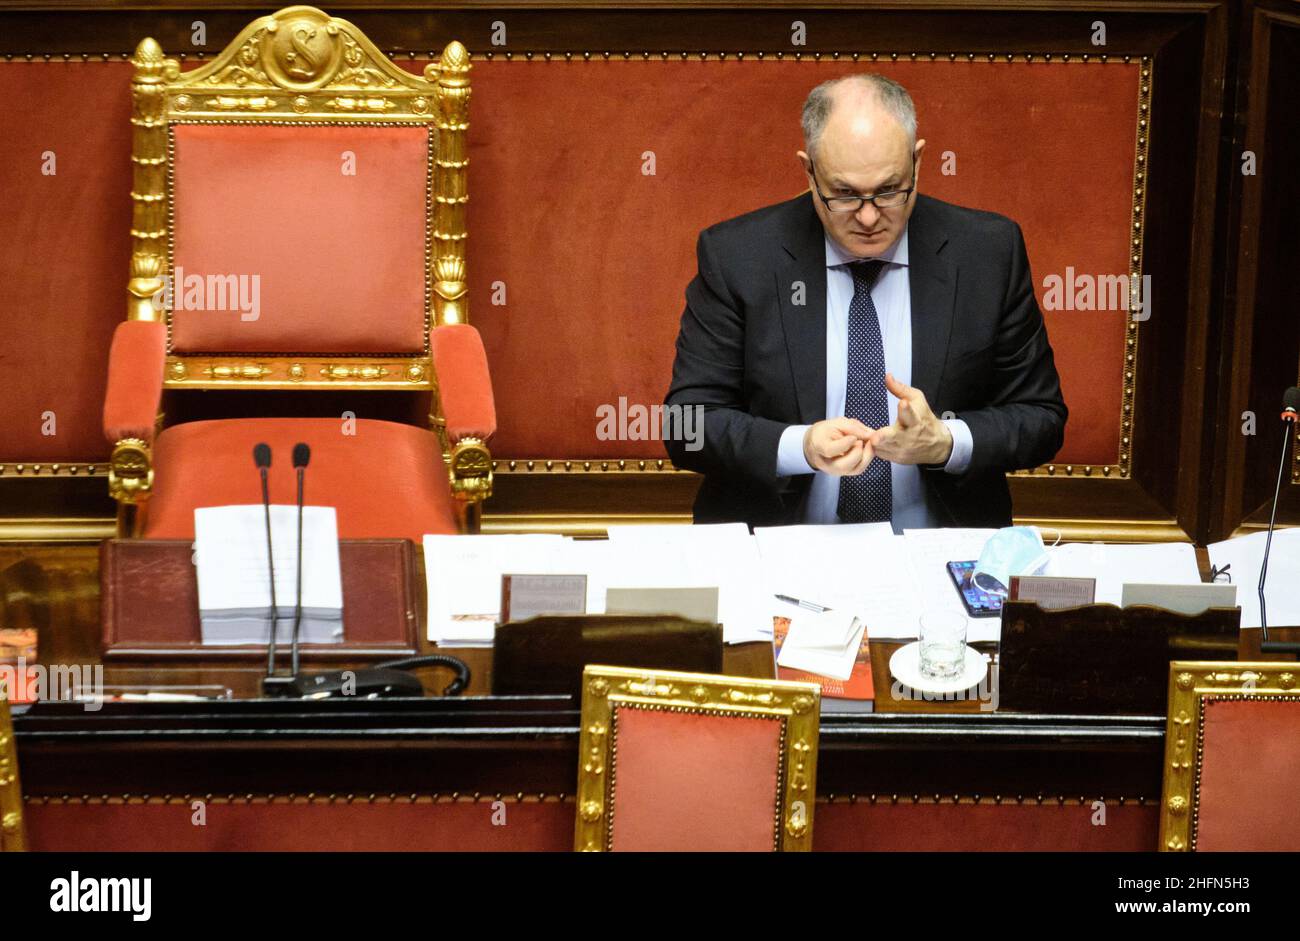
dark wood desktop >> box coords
[10,542,1295,851]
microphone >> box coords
[260,440,453,699]
[252,443,281,682]
[290,443,311,676]
[1259,387,1299,653]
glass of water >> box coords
[919,610,967,679]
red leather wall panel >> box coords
[813,799,1159,851]
[1195,698,1300,851]
[0,62,133,464]
[24,794,1157,851]
[0,58,1136,468]
[467,59,1137,464]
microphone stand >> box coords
[259,462,280,680]
[1260,415,1299,654]
[264,443,452,699]
[291,460,305,676]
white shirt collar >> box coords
[824,225,910,270]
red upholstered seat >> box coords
[610,707,784,852]
[140,418,458,543]
[1195,698,1300,851]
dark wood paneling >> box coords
[13,698,1167,802]
[0,4,1221,59]
[1212,0,1300,540]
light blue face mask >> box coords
[973,526,1051,595]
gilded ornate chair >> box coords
[1159,661,1300,851]
[0,692,26,852]
[103,6,495,541]
[575,665,820,851]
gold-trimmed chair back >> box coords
[1160,661,1300,851]
[128,4,468,383]
[105,6,495,537]
[575,665,820,852]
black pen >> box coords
[775,594,832,613]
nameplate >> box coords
[1120,582,1238,616]
[500,574,588,623]
[1010,575,1097,610]
[605,586,720,624]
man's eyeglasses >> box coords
[809,157,917,212]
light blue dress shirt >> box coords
[775,226,973,530]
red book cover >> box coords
[772,615,874,701]
[0,628,38,704]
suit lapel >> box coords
[776,194,829,424]
[907,195,956,402]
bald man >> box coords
[665,74,1067,529]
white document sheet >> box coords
[901,528,1001,643]
[603,523,769,643]
[1207,529,1300,629]
[775,609,866,681]
[757,523,924,640]
[1045,541,1203,607]
[194,505,343,645]
[423,534,566,645]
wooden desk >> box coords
[13,696,1164,852]
[4,541,1292,851]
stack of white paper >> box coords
[194,505,344,646]
[775,609,865,681]
[755,524,1001,642]
[1045,541,1202,607]
[1207,529,1300,629]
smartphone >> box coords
[946,560,1003,618]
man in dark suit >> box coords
[665,74,1067,529]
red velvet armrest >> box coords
[430,324,496,442]
[103,320,168,445]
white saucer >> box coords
[889,642,988,694]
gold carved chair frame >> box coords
[575,664,821,852]
[112,5,489,529]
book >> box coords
[772,615,874,709]
[0,628,36,662]
[0,629,38,703]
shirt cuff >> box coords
[940,418,973,474]
[776,424,815,476]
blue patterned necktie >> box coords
[837,259,892,524]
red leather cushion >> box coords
[140,418,458,541]
[610,706,782,851]
[170,124,428,355]
[103,320,167,443]
[431,324,496,441]
[1196,698,1300,851]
